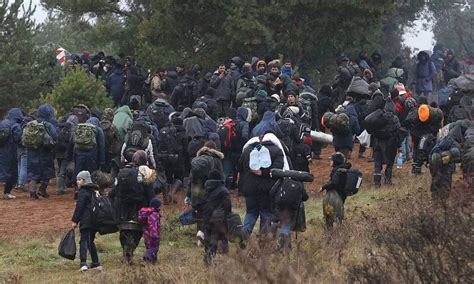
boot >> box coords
[384,168,393,185]
[411,164,422,175]
[29,182,38,199]
[56,176,66,194]
[38,183,49,198]
[373,174,382,188]
[276,233,291,253]
[16,184,27,193]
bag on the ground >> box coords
[58,229,76,260]
[124,120,150,162]
[344,168,363,196]
[217,118,237,150]
[0,123,11,146]
[91,191,117,235]
[73,123,97,150]
[116,166,144,202]
[21,120,52,149]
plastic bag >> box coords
[179,208,196,225]
[357,130,371,147]
[58,229,76,260]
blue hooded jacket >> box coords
[0,108,24,181]
[251,111,283,138]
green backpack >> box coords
[73,123,97,150]
[21,120,50,149]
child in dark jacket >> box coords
[202,170,232,265]
[71,170,102,272]
[137,197,162,263]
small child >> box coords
[138,197,162,263]
[71,171,102,272]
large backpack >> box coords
[236,80,256,106]
[147,100,171,128]
[21,120,51,149]
[57,121,73,151]
[272,178,305,210]
[123,120,151,162]
[100,120,121,155]
[91,191,117,235]
[328,113,350,135]
[73,123,97,150]
[242,97,259,122]
[217,118,237,151]
[0,121,11,146]
[156,125,180,165]
[116,166,144,202]
[343,168,362,196]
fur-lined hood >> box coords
[196,146,224,159]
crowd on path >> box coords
[1,46,473,270]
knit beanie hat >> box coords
[77,170,92,184]
[369,82,379,92]
[331,152,346,167]
[150,197,162,209]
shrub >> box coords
[41,67,112,117]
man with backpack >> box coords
[120,120,157,169]
[113,105,133,140]
[0,108,25,199]
[193,87,218,121]
[100,108,122,177]
[23,104,58,199]
[170,70,198,110]
[69,117,105,191]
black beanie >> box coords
[150,197,162,209]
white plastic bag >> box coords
[357,130,371,147]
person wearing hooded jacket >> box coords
[0,108,24,199]
[239,132,286,241]
[201,170,232,265]
[442,50,462,85]
[27,104,58,199]
[106,63,125,107]
[193,87,218,121]
[69,117,106,190]
[113,105,133,140]
[251,111,283,138]
[415,51,437,104]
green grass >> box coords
[0,174,432,283]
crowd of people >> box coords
[0,46,473,269]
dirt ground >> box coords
[0,145,394,237]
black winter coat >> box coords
[322,163,352,202]
[202,179,232,224]
[238,141,285,197]
[71,184,99,230]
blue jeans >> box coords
[222,157,234,178]
[243,195,272,235]
[79,229,99,267]
[279,222,291,237]
[17,148,28,187]
[400,137,411,162]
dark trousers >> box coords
[430,163,454,204]
[373,137,397,175]
[79,229,99,266]
[119,230,143,260]
[216,101,231,118]
[204,222,227,264]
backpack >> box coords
[217,118,237,151]
[21,120,52,149]
[273,178,305,210]
[147,100,170,128]
[343,169,362,196]
[0,122,11,146]
[236,80,256,106]
[100,120,121,154]
[57,122,73,151]
[123,120,151,162]
[157,125,180,164]
[328,113,350,135]
[91,191,117,234]
[116,166,144,202]
[73,123,97,151]
[242,97,259,122]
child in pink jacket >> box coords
[138,197,161,263]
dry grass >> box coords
[2,173,470,283]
